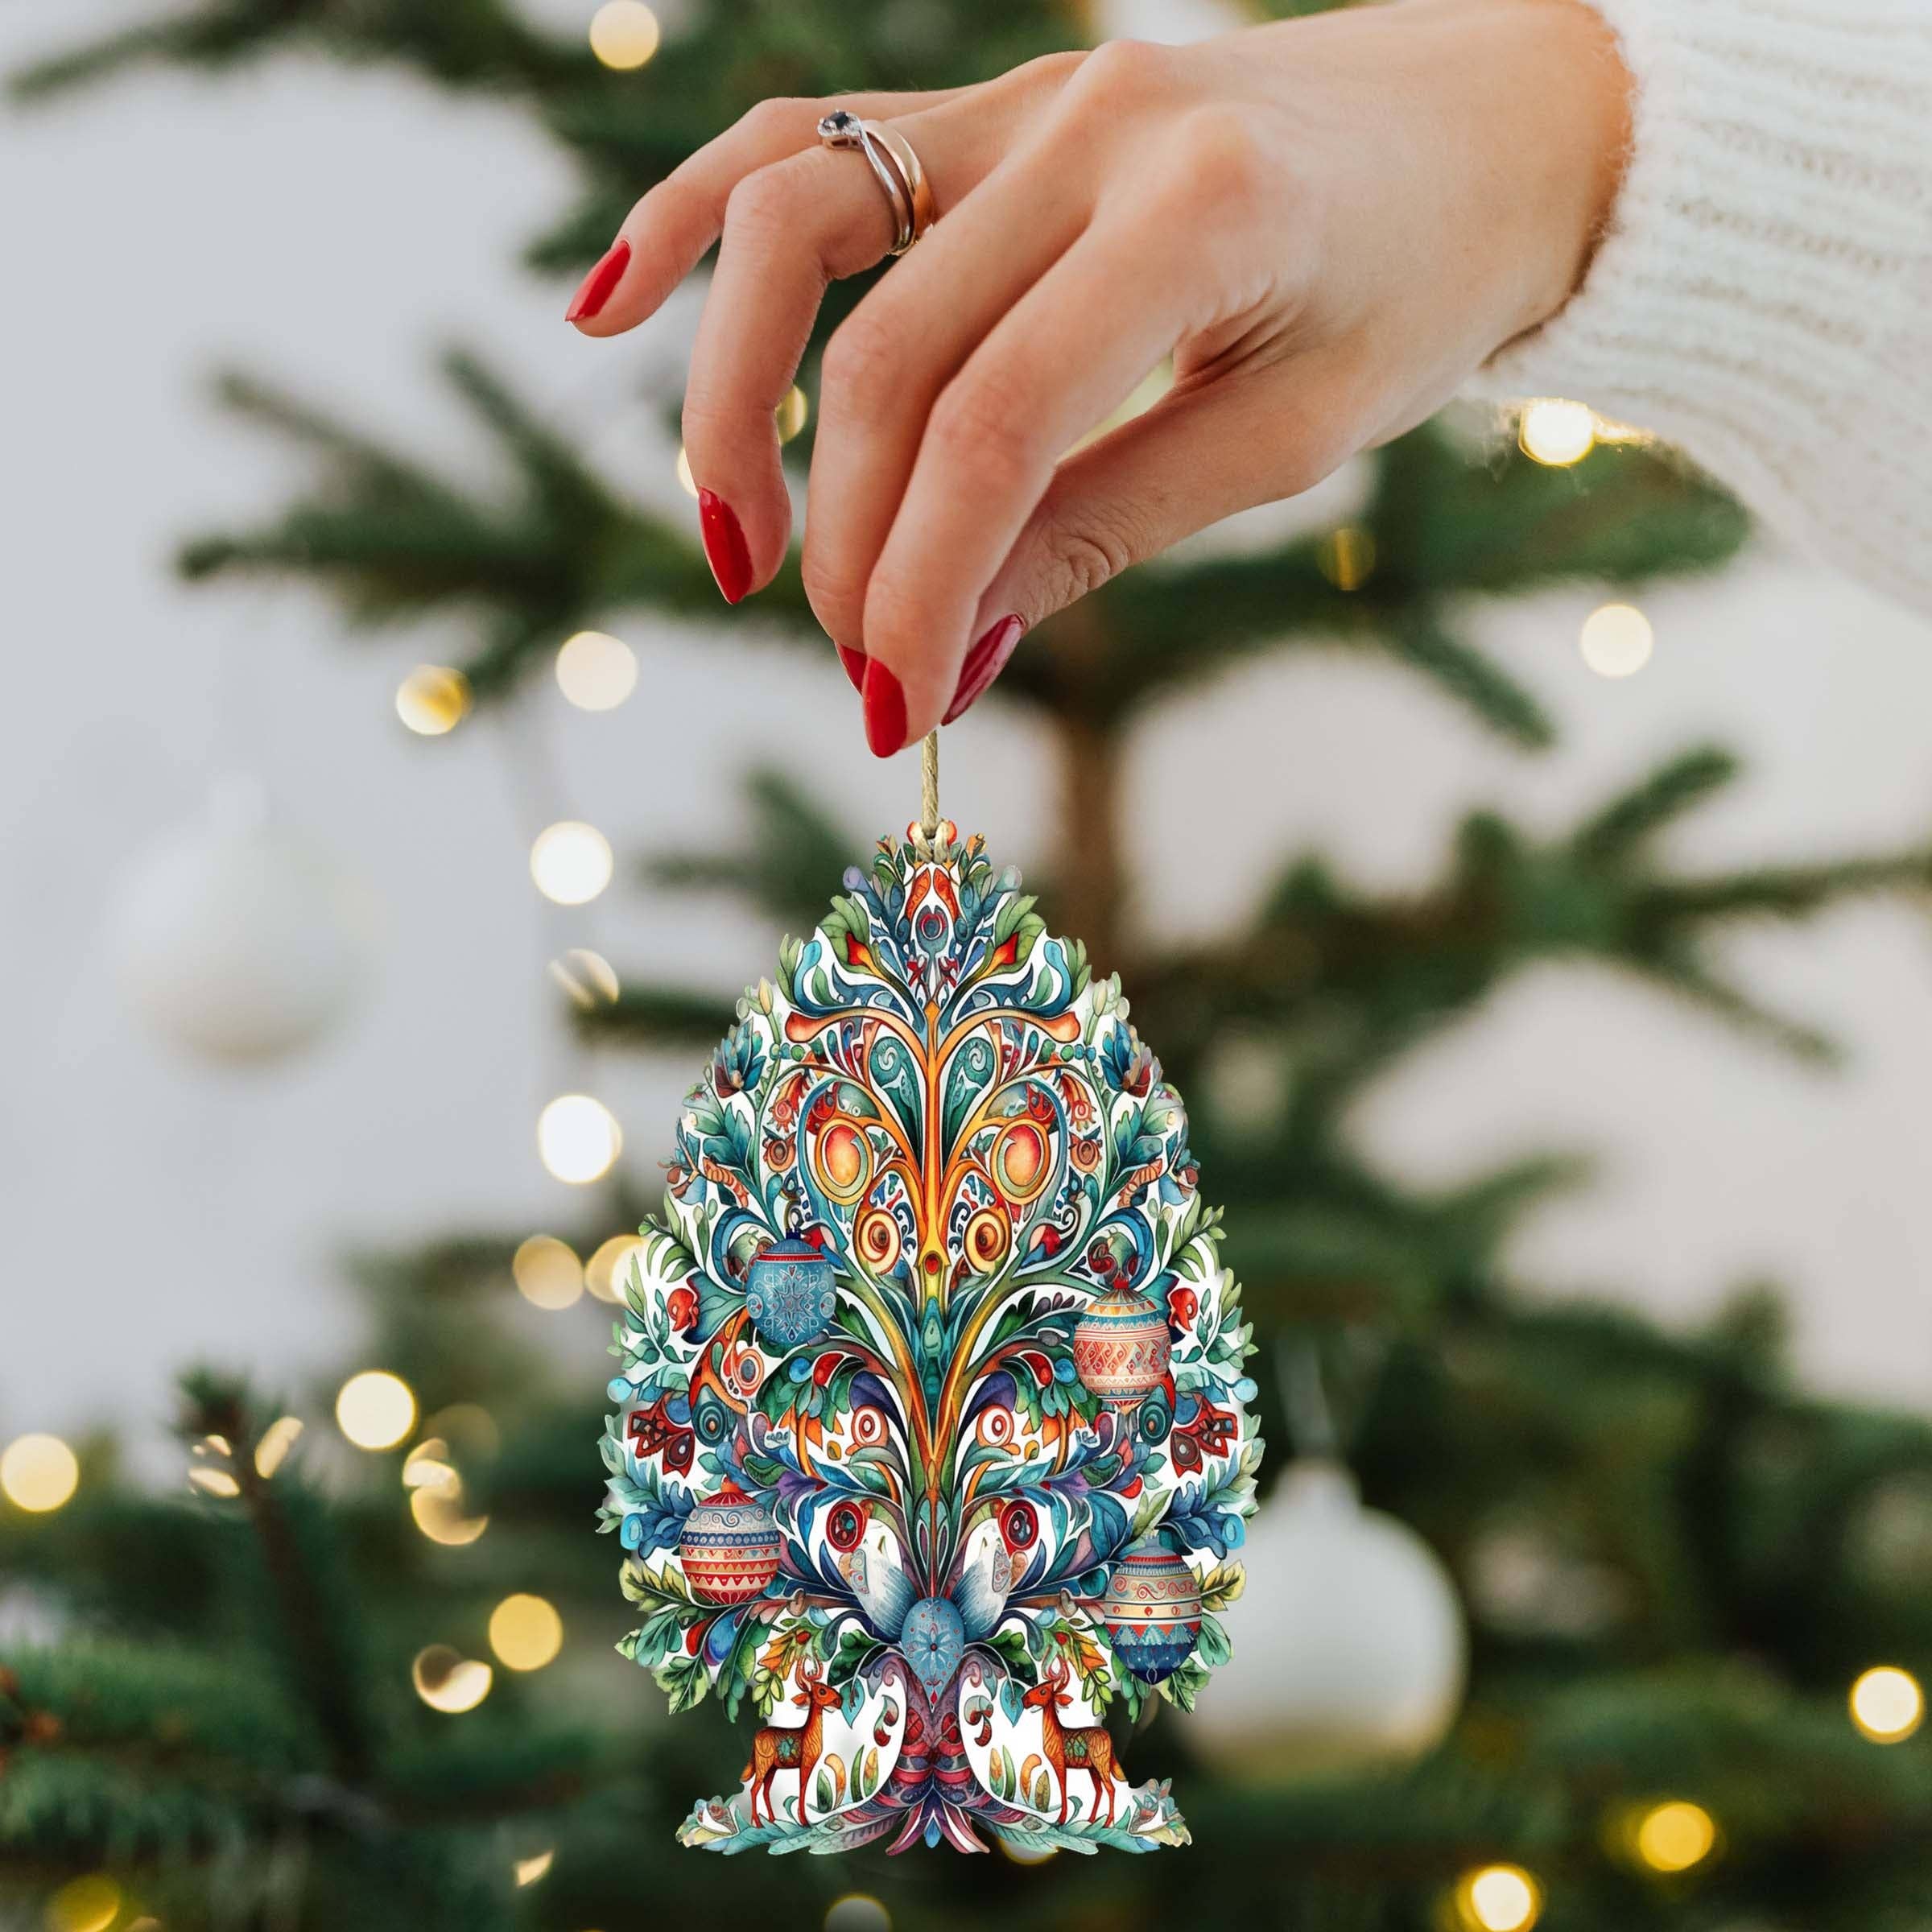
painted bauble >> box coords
[1189,1462,1466,1781]
[678,1484,781,1605]
[900,1596,966,1700]
[1072,1288,1170,1405]
[744,1236,837,1351]
[107,779,374,1066]
[1100,1542,1202,1683]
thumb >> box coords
[944,367,1347,724]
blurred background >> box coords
[6,1,1932,1930]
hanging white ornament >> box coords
[107,778,376,1065]
[1189,1459,1466,1780]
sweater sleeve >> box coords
[1464,0,1932,617]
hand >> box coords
[568,0,1630,755]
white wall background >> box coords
[4,1,1930,1462]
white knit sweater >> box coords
[1467,0,1932,616]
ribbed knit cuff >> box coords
[1467,0,1932,613]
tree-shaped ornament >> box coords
[600,742,1261,1855]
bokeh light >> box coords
[1455,1864,1542,1931]
[490,1593,564,1671]
[530,820,613,906]
[539,1094,621,1184]
[776,385,810,444]
[1316,524,1377,592]
[254,1414,303,1478]
[824,1897,892,1932]
[1579,601,1653,679]
[555,630,638,712]
[1518,398,1597,466]
[513,1234,584,1311]
[1,1433,79,1513]
[997,1835,1059,1864]
[395,664,470,735]
[412,1645,493,1713]
[550,947,621,1010]
[1851,1665,1925,1742]
[588,1,659,68]
[335,1371,416,1451]
[514,1849,555,1887]
[1635,1799,1717,1872]
[586,1232,645,1304]
[46,1874,121,1932]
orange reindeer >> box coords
[743,1659,842,1826]
[1022,1658,1120,1826]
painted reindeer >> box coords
[1022,1657,1120,1826]
[743,1658,842,1826]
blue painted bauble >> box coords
[745,1236,837,1352]
[900,1596,966,1700]
[1072,1288,1170,1405]
[1100,1542,1202,1684]
[678,1484,781,1606]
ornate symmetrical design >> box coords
[600,826,1261,1855]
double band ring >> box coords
[817,109,938,257]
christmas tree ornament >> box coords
[106,778,374,1066]
[600,745,1261,1854]
[1189,1459,1465,1781]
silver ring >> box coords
[817,109,933,257]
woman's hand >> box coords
[568,0,1630,755]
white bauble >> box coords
[108,780,376,1065]
[1190,1460,1466,1780]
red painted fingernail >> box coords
[943,615,1025,724]
[836,644,867,693]
[862,659,907,758]
[696,489,753,604]
[565,237,630,323]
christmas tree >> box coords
[9,2,1932,1929]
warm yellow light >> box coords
[254,1414,303,1478]
[188,1464,242,1498]
[1456,1864,1542,1932]
[824,1897,893,1932]
[1635,1800,1716,1872]
[588,0,659,68]
[412,1645,493,1713]
[776,385,810,444]
[586,1232,645,1304]
[1316,525,1377,592]
[423,1404,500,1459]
[539,1094,622,1184]
[1519,398,1597,466]
[1,1434,79,1513]
[555,630,638,712]
[513,1234,584,1311]
[514,1849,555,1887]
[1579,601,1653,678]
[1851,1665,1925,1742]
[335,1371,416,1451]
[395,664,471,735]
[47,1874,122,1932]
[530,820,613,906]
[550,947,621,1010]
[491,1593,565,1671]
[997,1835,1059,1864]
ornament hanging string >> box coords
[920,729,940,841]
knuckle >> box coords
[819,307,903,407]
[722,164,796,241]
[1069,39,1172,110]
[1042,515,1137,607]
[1173,109,1272,221]
[739,95,807,144]
[927,379,1034,493]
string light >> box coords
[513,1234,584,1311]
[1454,1864,1542,1932]
[254,1414,303,1477]
[555,630,638,712]
[490,1593,564,1671]
[824,1898,892,1932]
[395,664,471,735]
[1579,601,1653,678]
[1634,1800,1717,1872]
[335,1371,416,1451]
[403,1437,489,1544]
[675,446,699,497]
[412,1645,493,1712]
[1,1433,79,1513]
[539,1094,622,1183]
[588,1,659,68]
[530,820,613,906]
[1316,525,1377,592]
[514,1849,555,1887]
[776,385,810,444]
[586,1232,645,1303]
[550,947,621,1010]
[1850,1665,1925,1742]
[1518,398,1597,466]
[46,1875,122,1932]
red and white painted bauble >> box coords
[678,1482,781,1605]
[1072,1287,1170,1404]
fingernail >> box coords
[566,238,630,323]
[862,659,907,758]
[836,644,867,693]
[943,615,1025,724]
[696,489,753,604]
